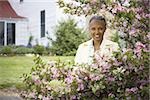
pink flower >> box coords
[126,87,138,93]
[111,8,117,14]
[51,67,59,78]
[135,14,141,20]
[136,41,145,49]
[32,75,41,85]
[76,78,82,84]
[84,77,88,80]
[129,28,138,36]
[107,77,115,82]
[108,93,115,97]
[134,42,146,57]
[122,0,130,7]
[102,63,111,70]
[123,21,128,27]
[139,65,144,70]
[91,63,98,69]
[113,60,122,66]
[135,7,143,13]
[42,96,52,100]
[34,79,41,85]
[65,75,74,84]
[77,83,84,91]
[145,14,150,18]
[71,95,77,99]
[115,3,127,12]
[89,74,100,81]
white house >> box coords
[0,0,86,46]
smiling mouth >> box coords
[95,35,100,38]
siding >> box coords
[8,0,58,46]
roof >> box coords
[0,0,25,19]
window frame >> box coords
[40,10,45,38]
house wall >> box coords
[15,20,28,45]
[8,0,58,46]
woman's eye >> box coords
[91,28,95,30]
[98,28,103,30]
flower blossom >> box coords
[134,42,146,57]
[113,60,122,66]
[89,74,100,81]
[107,77,115,82]
[122,0,130,7]
[129,28,138,37]
[71,95,77,100]
[42,96,52,100]
[135,14,141,20]
[115,2,127,12]
[65,75,74,84]
[77,83,84,91]
[51,67,60,78]
[32,75,41,85]
[108,93,115,97]
[126,87,138,93]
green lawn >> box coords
[0,56,74,89]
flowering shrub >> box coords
[21,55,72,99]
[21,51,149,99]
[21,0,149,99]
[57,0,149,99]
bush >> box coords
[0,45,49,56]
[14,47,34,55]
[33,45,46,55]
[0,46,13,55]
[21,51,149,99]
[49,18,88,56]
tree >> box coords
[50,18,88,56]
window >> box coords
[0,22,4,46]
[40,10,45,37]
[20,0,23,3]
[0,22,16,46]
[7,23,15,45]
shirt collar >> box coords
[89,38,107,49]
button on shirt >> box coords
[75,39,119,65]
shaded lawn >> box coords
[0,56,74,89]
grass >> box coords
[0,56,74,89]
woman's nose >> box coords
[95,29,100,34]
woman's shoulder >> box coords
[103,39,120,51]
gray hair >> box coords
[89,16,106,25]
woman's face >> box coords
[89,19,106,42]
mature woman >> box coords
[75,16,119,65]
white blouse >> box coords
[75,39,119,65]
